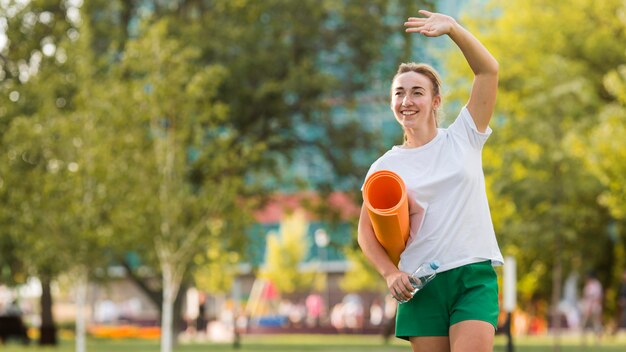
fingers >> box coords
[418,9,434,17]
[404,19,427,34]
[404,12,445,37]
[405,18,426,26]
[419,28,439,37]
[407,8,433,21]
[405,26,437,37]
[404,9,438,36]
[404,22,426,29]
[390,274,415,303]
[404,16,430,35]
[405,27,429,34]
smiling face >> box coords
[391,71,441,130]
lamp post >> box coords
[314,228,330,322]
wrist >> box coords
[447,17,462,37]
[382,267,401,280]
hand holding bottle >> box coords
[395,261,440,304]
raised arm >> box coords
[405,10,498,132]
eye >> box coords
[414,91,423,96]
[394,92,403,96]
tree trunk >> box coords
[121,259,163,308]
[173,282,187,344]
[551,160,563,352]
[160,262,181,352]
[39,277,57,346]
[121,258,187,340]
[75,271,88,352]
[551,249,562,352]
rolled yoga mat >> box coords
[362,170,410,266]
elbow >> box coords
[476,61,498,79]
[357,226,366,251]
[492,59,499,75]
[489,58,499,76]
[357,222,372,253]
[357,206,373,253]
[478,58,499,76]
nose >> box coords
[402,94,413,106]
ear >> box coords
[432,95,441,110]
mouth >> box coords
[400,110,418,117]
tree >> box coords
[443,0,625,336]
[1,1,431,350]
[340,247,387,293]
[260,210,317,294]
[0,14,107,344]
[90,3,419,343]
[183,0,398,192]
[0,28,114,350]
[95,16,256,351]
[583,66,626,220]
[580,44,626,318]
[0,2,109,346]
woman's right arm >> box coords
[358,204,414,302]
[404,10,498,132]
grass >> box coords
[2,334,626,351]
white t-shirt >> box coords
[364,107,504,274]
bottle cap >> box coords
[430,261,440,270]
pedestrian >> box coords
[580,271,603,344]
[369,298,384,327]
[357,9,503,352]
[382,294,398,344]
[305,293,323,327]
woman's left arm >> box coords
[405,10,498,132]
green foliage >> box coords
[259,211,316,294]
[443,0,626,309]
[340,247,387,293]
[183,0,399,191]
[583,65,626,220]
[193,241,241,295]
[0,13,112,283]
[0,0,414,292]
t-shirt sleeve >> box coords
[448,106,492,150]
[360,158,383,191]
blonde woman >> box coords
[358,10,503,352]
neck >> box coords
[404,125,438,148]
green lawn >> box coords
[2,334,626,351]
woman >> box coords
[357,10,503,352]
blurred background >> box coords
[1,0,626,351]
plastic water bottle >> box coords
[398,260,440,303]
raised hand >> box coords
[404,10,456,37]
[404,9,498,132]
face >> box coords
[391,71,440,130]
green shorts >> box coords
[396,260,499,340]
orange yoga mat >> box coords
[362,170,410,266]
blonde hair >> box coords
[391,63,442,142]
